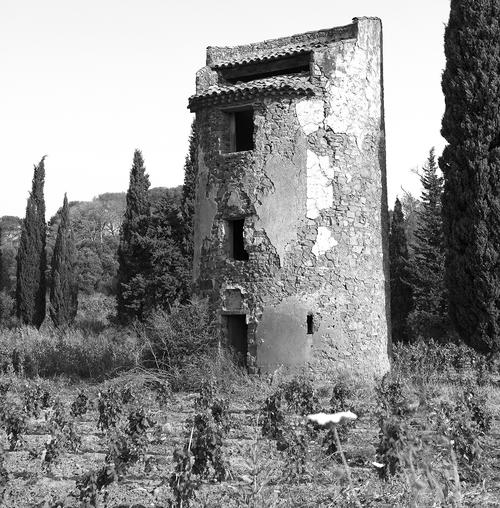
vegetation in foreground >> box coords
[0,326,499,507]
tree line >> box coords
[0,124,198,328]
[390,0,500,357]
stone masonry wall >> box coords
[191,17,391,380]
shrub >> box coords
[0,325,140,379]
[1,406,27,450]
[434,382,492,482]
[323,377,357,456]
[71,390,90,417]
[97,387,123,431]
[23,382,51,417]
[142,298,218,370]
[141,299,246,392]
[375,373,412,479]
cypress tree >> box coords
[409,149,449,339]
[389,198,412,342]
[16,157,47,328]
[116,149,152,323]
[50,194,78,327]
[440,0,500,352]
[181,120,198,263]
[148,197,190,309]
[0,221,3,292]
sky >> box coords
[0,0,451,218]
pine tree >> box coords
[16,157,47,328]
[116,149,152,323]
[440,0,500,352]
[389,198,412,342]
[50,194,78,327]
[409,149,449,339]
[181,120,198,263]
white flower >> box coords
[307,411,358,426]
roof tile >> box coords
[188,75,314,111]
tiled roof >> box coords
[212,46,314,69]
[188,75,315,111]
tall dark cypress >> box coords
[409,149,449,339]
[0,221,3,293]
[389,198,412,342]
[181,120,199,264]
[116,149,151,323]
[50,194,78,327]
[440,0,500,352]
[16,157,47,328]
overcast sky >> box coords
[0,0,451,218]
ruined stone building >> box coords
[188,17,390,378]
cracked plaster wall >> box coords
[192,17,390,380]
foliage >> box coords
[16,156,47,328]
[0,216,21,295]
[105,407,155,477]
[181,120,199,263]
[434,382,492,482]
[142,298,222,390]
[189,412,228,480]
[440,0,500,353]
[0,325,140,379]
[146,195,190,310]
[260,377,320,480]
[107,407,155,474]
[375,374,411,479]
[116,149,152,324]
[389,198,412,342]
[70,389,90,417]
[408,148,449,340]
[169,447,199,508]
[399,189,421,255]
[23,382,51,417]
[76,465,117,507]
[393,338,494,385]
[188,381,230,481]
[323,377,356,456]
[97,387,123,431]
[49,194,78,327]
[1,406,27,450]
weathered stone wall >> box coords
[190,17,391,380]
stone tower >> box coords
[188,17,390,379]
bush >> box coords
[142,298,245,392]
[142,297,219,369]
[0,325,140,379]
[393,338,494,385]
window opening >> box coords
[307,314,314,335]
[225,314,248,366]
[226,108,254,152]
[221,53,311,84]
[227,218,249,261]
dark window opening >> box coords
[307,314,314,335]
[221,53,311,84]
[227,218,249,261]
[225,314,248,366]
[225,108,254,152]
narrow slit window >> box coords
[307,314,314,335]
[225,108,254,152]
[227,218,249,261]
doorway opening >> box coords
[224,314,248,365]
